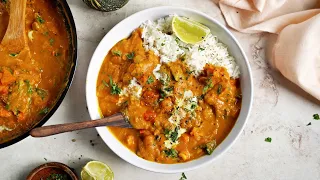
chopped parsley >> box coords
[203,79,213,93]
[5,104,10,110]
[24,80,33,94]
[164,86,174,92]
[217,84,222,94]
[36,88,47,100]
[170,127,179,142]
[9,53,18,57]
[102,80,109,87]
[186,70,194,75]
[39,107,49,115]
[161,43,165,46]
[201,140,216,155]
[306,122,312,126]
[164,149,178,158]
[175,37,180,44]
[46,173,69,180]
[112,50,122,57]
[49,38,54,46]
[313,114,319,120]
[147,76,154,84]
[198,47,205,51]
[180,172,187,180]
[265,137,272,143]
[126,52,135,60]
[54,52,61,57]
[108,75,121,95]
[36,14,45,24]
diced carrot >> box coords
[1,69,16,85]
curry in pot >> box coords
[0,0,70,143]
[97,28,242,163]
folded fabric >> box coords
[219,0,320,100]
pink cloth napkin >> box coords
[219,0,320,100]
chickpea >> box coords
[160,97,173,113]
[143,135,155,147]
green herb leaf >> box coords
[9,53,18,57]
[161,43,165,46]
[164,128,170,136]
[126,52,135,60]
[5,104,10,110]
[198,47,205,51]
[175,37,180,44]
[164,149,178,158]
[112,50,122,57]
[217,84,222,95]
[202,140,216,155]
[203,79,213,93]
[102,80,109,87]
[39,107,49,115]
[46,173,69,180]
[164,86,174,92]
[36,88,47,100]
[24,80,33,94]
[108,75,121,95]
[170,127,179,142]
[36,14,45,24]
[180,172,187,180]
[49,38,54,46]
[265,137,272,143]
[54,52,61,57]
[313,114,319,120]
[147,76,154,84]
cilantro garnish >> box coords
[313,114,319,120]
[180,172,187,180]
[147,76,154,84]
[126,52,134,60]
[164,149,178,158]
[265,137,272,143]
[108,75,121,95]
[112,50,122,57]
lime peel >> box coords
[172,15,211,44]
[81,161,114,180]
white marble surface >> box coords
[1,0,320,179]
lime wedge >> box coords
[172,16,210,44]
[81,161,114,180]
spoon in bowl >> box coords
[29,112,133,137]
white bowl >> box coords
[86,6,253,173]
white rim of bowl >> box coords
[86,6,253,173]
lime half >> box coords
[81,161,114,180]
[172,16,211,44]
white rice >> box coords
[141,15,240,78]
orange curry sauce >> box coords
[0,0,70,143]
[97,28,241,163]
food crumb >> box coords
[71,139,76,142]
[307,122,312,126]
[44,158,47,161]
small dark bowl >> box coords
[26,162,78,180]
[0,0,77,148]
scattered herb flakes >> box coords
[164,148,178,158]
[313,114,319,120]
[39,107,49,115]
[170,127,179,142]
[186,70,194,75]
[71,139,76,142]
[147,76,154,84]
[175,37,180,44]
[198,47,205,51]
[108,75,121,95]
[49,38,54,46]
[126,52,135,60]
[217,84,222,95]
[265,137,272,143]
[307,122,312,126]
[9,53,18,57]
[5,104,10,110]
[54,52,61,57]
[46,173,68,180]
[36,88,47,100]
[36,14,45,24]
[102,80,109,87]
[44,158,47,161]
[180,172,187,180]
[164,128,170,136]
[161,43,165,46]
[164,86,174,92]
[203,79,213,93]
[24,80,32,94]
[112,50,122,57]
[43,31,49,36]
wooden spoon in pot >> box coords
[1,0,28,53]
[30,113,133,137]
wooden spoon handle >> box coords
[30,113,131,137]
[1,0,27,52]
